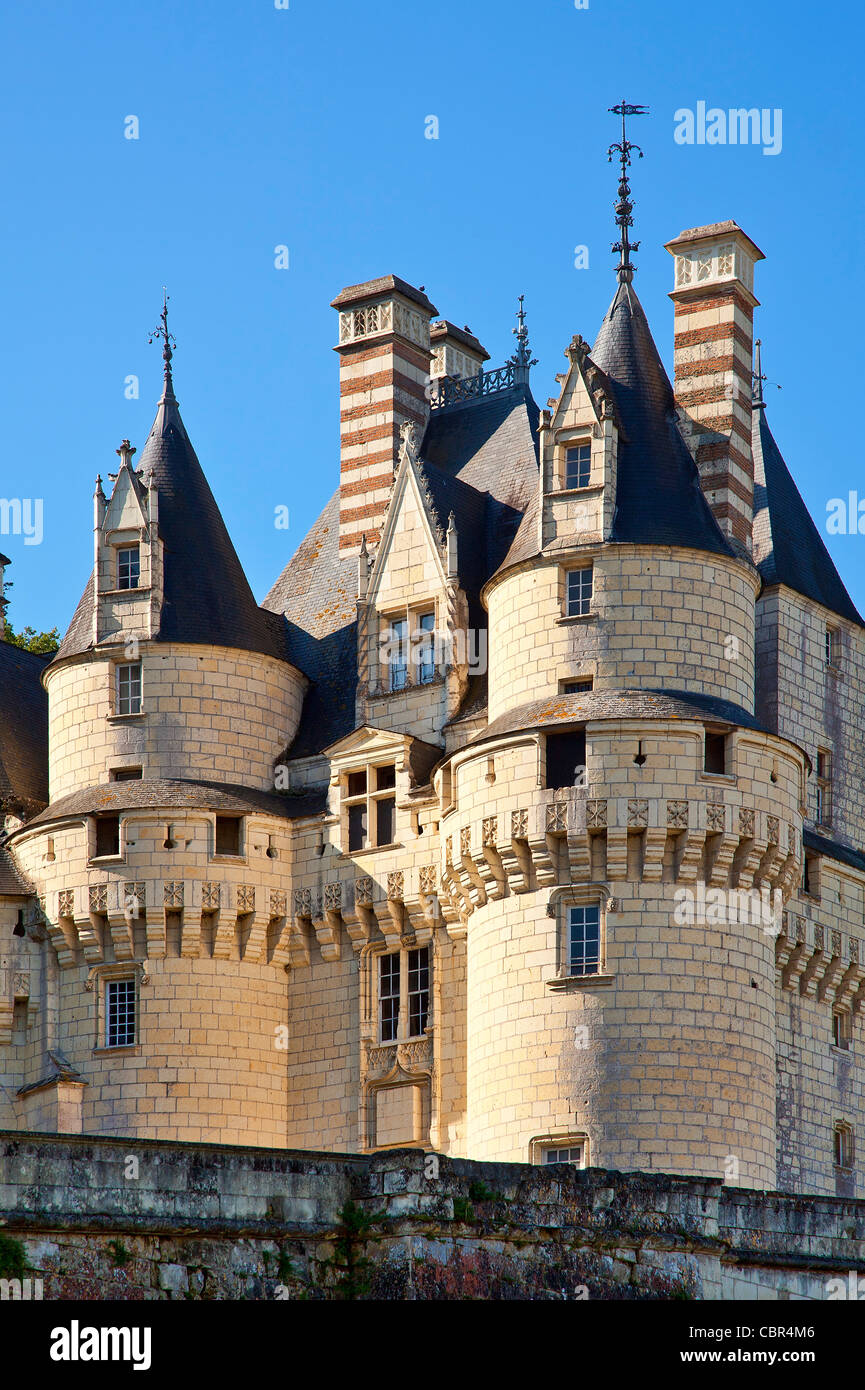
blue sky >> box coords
[1,0,863,634]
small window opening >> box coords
[215,816,241,856]
[95,815,120,858]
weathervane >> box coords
[149,288,177,397]
[752,339,781,408]
[608,100,649,283]
[509,295,538,382]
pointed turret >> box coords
[752,345,862,626]
[591,279,734,556]
[56,301,290,664]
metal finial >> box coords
[508,295,538,382]
[753,339,766,409]
[148,287,177,399]
[608,100,649,284]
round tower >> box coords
[8,314,307,1144]
[440,227,806,1188]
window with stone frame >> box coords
[567,905,601,976]
[214,815,242,856]
[530,1134,589,1168]
[834,1122,854,1170]
[377,945,430,1043]
[381,606,438,691]
[94,815,120,859]
[815,749,832,827]
[825,625,841,670]
[542,1143,585,1166]
[105,976,137,1048]
[704,729,728,775]
[344,763,397,852]
[117,544,140,590]
[565,564,593,617]
[833,1009,852,1051]
[546,730,587,790]
[564,441,592,489]
[115,661,142,716]
[548,889,609,984]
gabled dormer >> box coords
[92,440,162,648]
[538,334,621,551]
[356,423,470,745]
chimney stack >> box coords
[429,321,489,382]
[332,275,438,554]
[665,221,765,558]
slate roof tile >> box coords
[752,405,863,626]
[0,639,49,815]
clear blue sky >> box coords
[2,0,863,634]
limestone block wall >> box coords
[485,545,760,723]
[3,1137,865,1301]
[15,954,290,1146]
[443,723,805,1187]
[5,805,301,1145]
[463,886,778,1187]
[0,906,42,1128]
[45,642,306,800]
[756,588,865,848]
[775,873,865,1198]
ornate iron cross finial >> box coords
[148,288,177,397]
[608,100,649,284]
[509,295,538,381]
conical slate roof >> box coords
[0,638,49,815]
[752,403,863,626]
[590,280,734,557]
[56,382,291,664]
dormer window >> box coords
[345,763,397,852]
[117,545,140,590]
[417,612,435,684]
[388,619,408,691]
[565,443,591,489]
[380,608,439,691]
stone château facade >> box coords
[2,206,864,1200]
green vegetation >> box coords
[3,622,60,654]
[0,1234,27,1279]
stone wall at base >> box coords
[2,1132,865,1300]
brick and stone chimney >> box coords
[665,222,765,558]
[429,321,489,382]
[331,276,438,554]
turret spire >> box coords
[508,294,537,383]
[608,100,649,284]
[149,288,177,402]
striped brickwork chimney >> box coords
[665,222,765,557]
[331,276,437,554]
